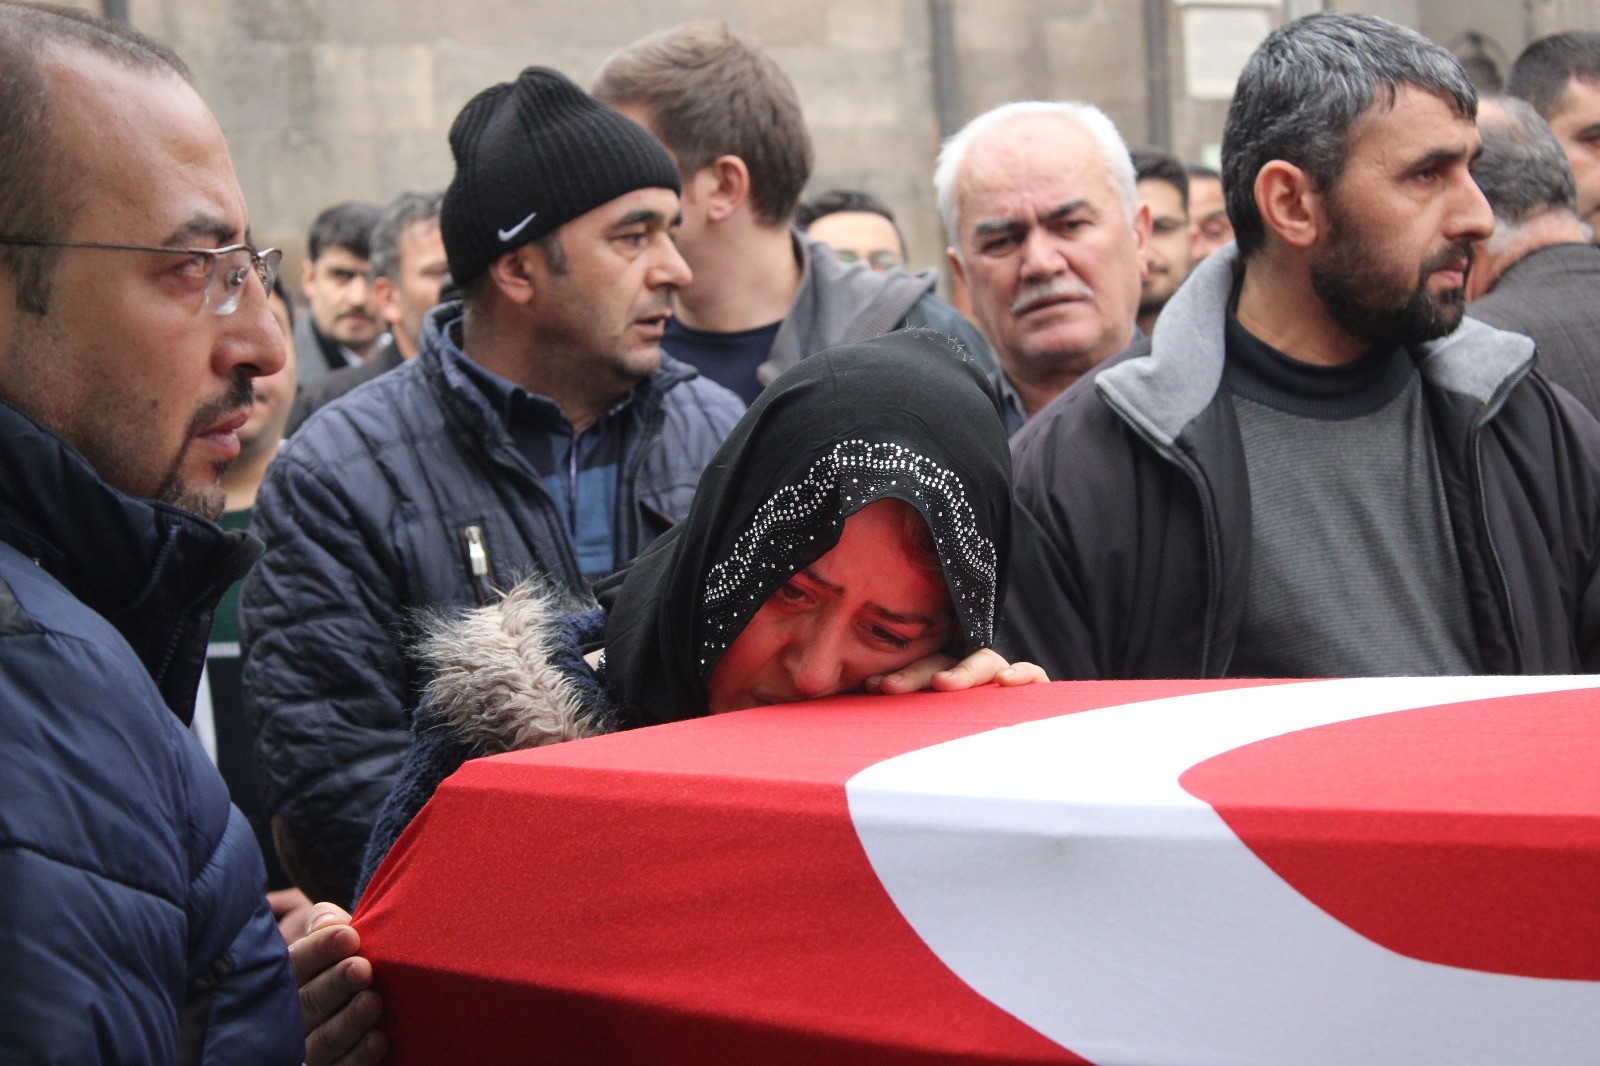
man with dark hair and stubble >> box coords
[242,66,743,912]
[295,200,385,382]
[593,22,991,404]
[0,2,379,1061]
[1507,32,1600,242]
[1466,96,1600,417]
[287,187,447,432]
[1130,146,1193,334]
[1002,12,1600,682]
[1187,163,1234,261]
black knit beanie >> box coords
[440,66,682,287]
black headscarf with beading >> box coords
[596,329,1013,728]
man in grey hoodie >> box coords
[593,21,989,405]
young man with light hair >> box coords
[593,22,989,404]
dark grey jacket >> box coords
[285,338,404,435]
[1001,246,1600,680]
[756,231,994,386]
[240,303,744,902]
[1468,241,1600,419]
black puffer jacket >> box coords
[1001,246,1600,680]
[241,303,744,903]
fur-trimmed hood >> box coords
[417,581,613,756]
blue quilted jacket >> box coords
[240,302,745,903]
[0,401,300,1063]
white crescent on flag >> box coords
[847,675,1600,1065]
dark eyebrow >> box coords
[795,566,944,629]
[612,208,668,231]
[972,198,1091,241]
[160,214,239,248]
[796,566,844,596]
[1406,146,1470,174]
[864,602,944,629]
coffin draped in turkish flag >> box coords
[354,676,1600,1064]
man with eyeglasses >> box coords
[796,188,910,274]
[1131,146,1194,335]
[0,3,369,1063]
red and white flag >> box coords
[356,676,1600,1063]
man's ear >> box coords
[300,257,316,300]
[1132,200,1153,283]
[1463,237,1498,302]
[697,155,751,224]
[372,275,402,330]
[1254,160,1322,250]
[947,246,966,287]
[485,244,542,308]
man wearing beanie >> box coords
[240,67,745,908]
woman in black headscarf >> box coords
[354,329,1040,894]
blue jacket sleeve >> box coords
[0,622,297,1064]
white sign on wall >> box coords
[1182,5,1276,100]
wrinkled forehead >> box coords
[956,116,1121,227]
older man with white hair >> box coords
[934,101,1149,434]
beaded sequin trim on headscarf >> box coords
[698,439,998,673]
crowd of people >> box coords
[4,1,1600,1062]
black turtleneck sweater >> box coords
[1223,308,1480,677]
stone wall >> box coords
[89,0,1600,275]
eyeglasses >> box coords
[0,237,282,315]
[832,248,906,272]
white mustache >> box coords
[1012,277,1094,315]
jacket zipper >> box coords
[1098,396,1226,677]
[1468,369,1530,672]
[439,361,584,588]
[459,524,495,606]
[617,396,667,560]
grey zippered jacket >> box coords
[240,303,743,902]
[1000,246,1600,680]
[755,231,995,387]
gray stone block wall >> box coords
[104,0,1592,279]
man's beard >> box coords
[153,372,253,522]
[1310,204,1473,350]
[1138,287,1171,320]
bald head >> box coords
[0,2,190,313]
